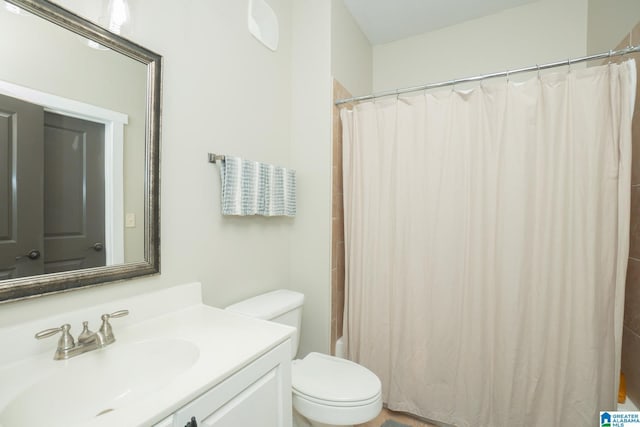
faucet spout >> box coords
[77,321,108,349]
[93,331,108,347]
[82,331,108,348]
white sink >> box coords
[0,338,199,426]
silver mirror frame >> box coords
[0,0,161,303]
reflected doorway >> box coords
[0,93,106,278]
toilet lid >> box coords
[292,352,381,404]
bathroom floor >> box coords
[356,408,438,427]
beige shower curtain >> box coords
[341,61,636,427]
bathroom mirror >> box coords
[0,0,161,302]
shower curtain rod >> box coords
[334,45,640,105]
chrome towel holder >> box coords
[208,153,225,163]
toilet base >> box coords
[293,407,353,427]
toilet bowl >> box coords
[292,352,382,426]
[225,290,382,427]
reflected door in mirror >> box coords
[44,113,106,274]
[0,94,106,278]
[0,93,44,279]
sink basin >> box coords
[0,338,200,426]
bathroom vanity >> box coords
[0,283,294,427]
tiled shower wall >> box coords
[618,22,640,406]
[330,79,351,355]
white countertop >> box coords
[0,283,294,427]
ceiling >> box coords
[342,0,539,45]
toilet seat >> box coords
[292,352,381,404]
[293,389,382,407]
[292,352,382,425]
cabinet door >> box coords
[173,341,292,427]
[199,368,279,426]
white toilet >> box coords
[226,290,382,427]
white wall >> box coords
[289,0,333,356]
[587,0,640,54]
[0,0,300,329]
[373,0,589,92]
[330,0,372,97]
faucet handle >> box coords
[108,309,129,319]
[35,324,75,353]
[99,309,129,344]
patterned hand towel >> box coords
[219,156,296,217]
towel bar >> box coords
[208,153,225,163]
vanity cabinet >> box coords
[154,340,292,427]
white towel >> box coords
[219,156,296,217]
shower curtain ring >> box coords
[567,58,571,72]
[536,64,541,79]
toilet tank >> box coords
[225,289,304,359]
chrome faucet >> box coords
[35,310,129,360]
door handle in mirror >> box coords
[91,243,104,252]
[16,249,41,261]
